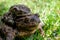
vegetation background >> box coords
[0,0,60,40]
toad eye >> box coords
[13,8,19,13]
[24,18,29,23]
[13,8,17,11]
[10,7,18,13]
[31,18,35,22]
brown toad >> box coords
[15,14,44,37]
[1,4,44,39]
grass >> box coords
[0,0,60,40]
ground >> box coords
[0,0,60,40]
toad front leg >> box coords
[38,21,45,37]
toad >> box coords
[0,4,44,40]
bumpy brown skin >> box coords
[16,14,44,37]
[11,5,44,36]
[0,22,17,40]
[2,25,16,40]
[0,4,44,40]
[1,12,14,27]
[9,4,31,17]
[15,14,40,37]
